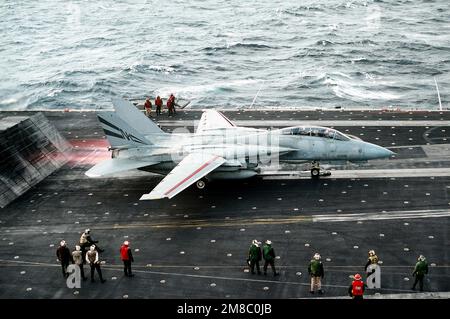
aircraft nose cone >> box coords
[365,144,395,159]
[382,148,395,158]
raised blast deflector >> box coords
[0,113,72,208]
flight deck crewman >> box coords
[167,94,177,115]
[72,245,87,281]
[248,239,262,275]
[79,229,104,254]
[155,96,163,115]
[86,245,106,283]
[308,253,324,294]
[365,249,379,284]
[348,273,365,300]
[262,240,279,277]
[412,255,428,291]
[56,240,73,278]
[120,241,135,277]
[144,97,152,117]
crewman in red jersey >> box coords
[348,273,365,300]
[167,94,177,115]
[155,96,163,115]
[120,240,135,277]
[144,97,152,117]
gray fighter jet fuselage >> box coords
[86,99,393,200]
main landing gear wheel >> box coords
[311,168,320,179]
[196,179,206,189]
[311,161,321,179]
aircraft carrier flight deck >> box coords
[0,108,449,299]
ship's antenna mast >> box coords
[250,81,264,109]
[434,77,443,111]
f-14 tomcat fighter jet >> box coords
[86,98,393,200]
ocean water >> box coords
[0,0,449,110]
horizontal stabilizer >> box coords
[85,158,159,177]
[196,110,236,134]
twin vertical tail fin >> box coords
[98,98,166,148]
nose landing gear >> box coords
[310,161,331,179]
[311,161,320,179]
[196,179,206,189]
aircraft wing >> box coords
[140,153,226,200]
[85,158,159,177]
[196,110,236,134]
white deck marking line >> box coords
[2,209,450,235]
[2,260,449,269]
[261,167,450,179]
[0,259,419,292]
[313,209,450,222]
[329,168,450,178]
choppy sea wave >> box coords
[0,0,449,110]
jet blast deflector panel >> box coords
[0,113,72,208]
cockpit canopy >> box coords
[280,126,350,141]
